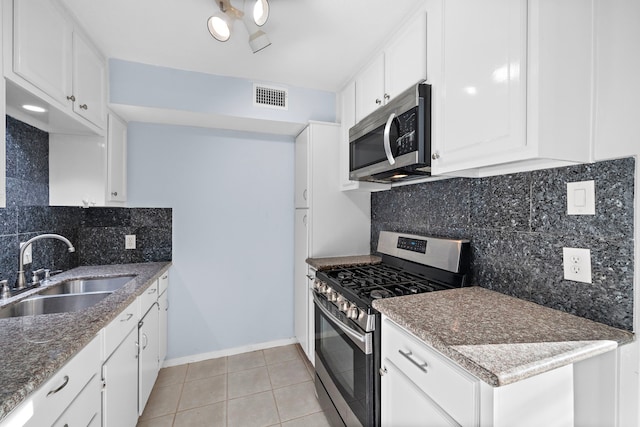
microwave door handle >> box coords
[383,113,396,165]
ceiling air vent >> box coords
[254,83,288,110]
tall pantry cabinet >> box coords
[294,122,370,364]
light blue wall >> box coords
[109,59,336,124]
[127,123,295,358]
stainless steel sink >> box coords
[0,292,112,318]
[38,275,135,296]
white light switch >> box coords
[567,180,595,215]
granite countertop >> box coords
[0,262,171,421]
[373,286,634,387]
[306,255,382,271]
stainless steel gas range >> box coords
[312,231,470,427]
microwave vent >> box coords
[254,84,288,110]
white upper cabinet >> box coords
[6,0,107,133]
[73,32,107,128]
[355,6,427,122]
[294,127,309,208]
[429,0,593,176]
[107,113,128,203]
[12,0,73,105]
[355,54,385,122]
[384,9,427,102]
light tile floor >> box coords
[137,344,331,427]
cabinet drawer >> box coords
[103,299,139,358]
[53,373,101,427]
[5,335,101,427]
[382,318,478,427]
[158,271,169,295]
[138,279,159,316]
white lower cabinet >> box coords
[0,335,101,427]
[158,286,169,364]
[382,360,458,427]
[102,328,139,427]
[381,316,576,427]
[53,374,102,427]
[139,302,160,415]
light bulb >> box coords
[253,0,269,26]
[207,15,230,41]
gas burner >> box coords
[337,271,352,280]
[370,289,394,299]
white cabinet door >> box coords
[431,0,527,174]
[381,360,458,427]
[294,209,310,360]
[159,288,169,364]
[355,54,385,122]
[294,128,309,208]
[72,32,106,128]
[139,303,160,415]
[107,113,127,202]
[384,10,427,101]
[102,328,139,427]
[12,0,73,105]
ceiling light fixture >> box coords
[207,0,271,53]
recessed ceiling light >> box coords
[22,105,46,113]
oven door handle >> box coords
[313,292,372,354]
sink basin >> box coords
[0,292,112,318]
[38,275,135,296]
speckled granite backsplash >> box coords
[371,158,635,331]
[1,116,172,285]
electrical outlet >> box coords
[20,242,32,265]
[562,247,592,283]
[125,235,136,250]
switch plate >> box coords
[563,247,592,283]
[567,180,595,215]
[20,242,32,265]
[125,235,136,250]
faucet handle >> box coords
[31,268,46,286]
[0,280,10,299]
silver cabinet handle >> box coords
[47,375,69,396]
[306,274,314,280]
[79,104,88,110]
[162,275,168,280]
[375,98,382,105]
[147,288,157,294]
[111,191,118,196]
[399,349,428,372]
[379,366,388,376]
[384,93,390,100]
[303,189,308,201]
[383,113,397,165]
[302,214,307,225]
[431,152,440,160]
[120,313,133,322]
[66,95,75,102]
[142,333,148,350]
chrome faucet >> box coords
[16,234,75,290]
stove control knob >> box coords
[330,292,339,302]
[347,306,359,320]
[339,301,350,312]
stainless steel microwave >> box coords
[349,83,431,183]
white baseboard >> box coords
[162,337,299,368]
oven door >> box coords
[313,292,376,427]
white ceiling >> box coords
[59,0,424,93]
